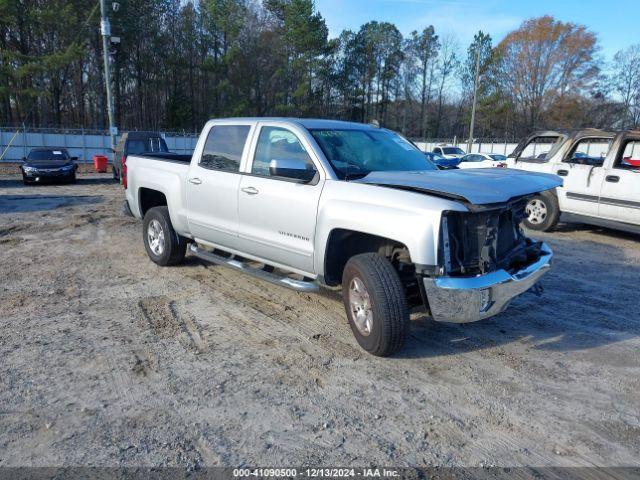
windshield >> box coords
[310,129,437,179]
[27,149,69,161]
[442,147,465,155]
[489,154,507,161]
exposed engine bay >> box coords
[439,196,545,276]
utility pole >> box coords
[100,0,117,158]
[467,46,481,153]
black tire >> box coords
[142,206,187,266]
[342,253,409,357]
[523,191,560,232]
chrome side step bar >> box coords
[189,244,319,293]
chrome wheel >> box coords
[526,198,548,225]
[147,219,165,256]
[348,277,373,336]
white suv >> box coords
[432,145,465,159]
[507,129,640,234]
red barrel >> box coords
[93,154,108,173]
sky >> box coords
[314,0,639,59]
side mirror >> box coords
[21,157,27,162]
[269,158,316,182]
[71,156,79,161]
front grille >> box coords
[439,199,541,276]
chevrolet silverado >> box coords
[124,118,561,356]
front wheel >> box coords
[342,253,409,357]
[142,206,187,266]
[523,192,560,231]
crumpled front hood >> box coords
[355,169,562,205]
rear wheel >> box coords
[524,192,560,232]
[342,253,409,357]
[143,206,187,266]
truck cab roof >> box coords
[206,117,379,131]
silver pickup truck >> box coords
[124,118,561,356]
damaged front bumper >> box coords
[422,242,552,323]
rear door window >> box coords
[617,139,640,170]
[564,137,612,166]
[199,125,251,172]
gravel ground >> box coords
[0,175,639,468]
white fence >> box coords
[1,127,522,163]
[0,127,199,163]
[415,139,520,156]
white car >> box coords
[507,129,640,234]
[458,153,508,169]
[432,145,465,159]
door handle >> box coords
[556,169,568,177]
[241,186,259,195]
[189,177,202,185]
[605,175,620,183]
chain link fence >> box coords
[1,127,523,164]
[0,126,199,163]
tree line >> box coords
[1,0,639,139]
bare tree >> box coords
[611,44,640,128]
[495,15,599,130]
[407,27,439,139]
[434,34,459,137]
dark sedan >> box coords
[21,148,78,185]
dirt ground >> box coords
[0,174,638,468]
